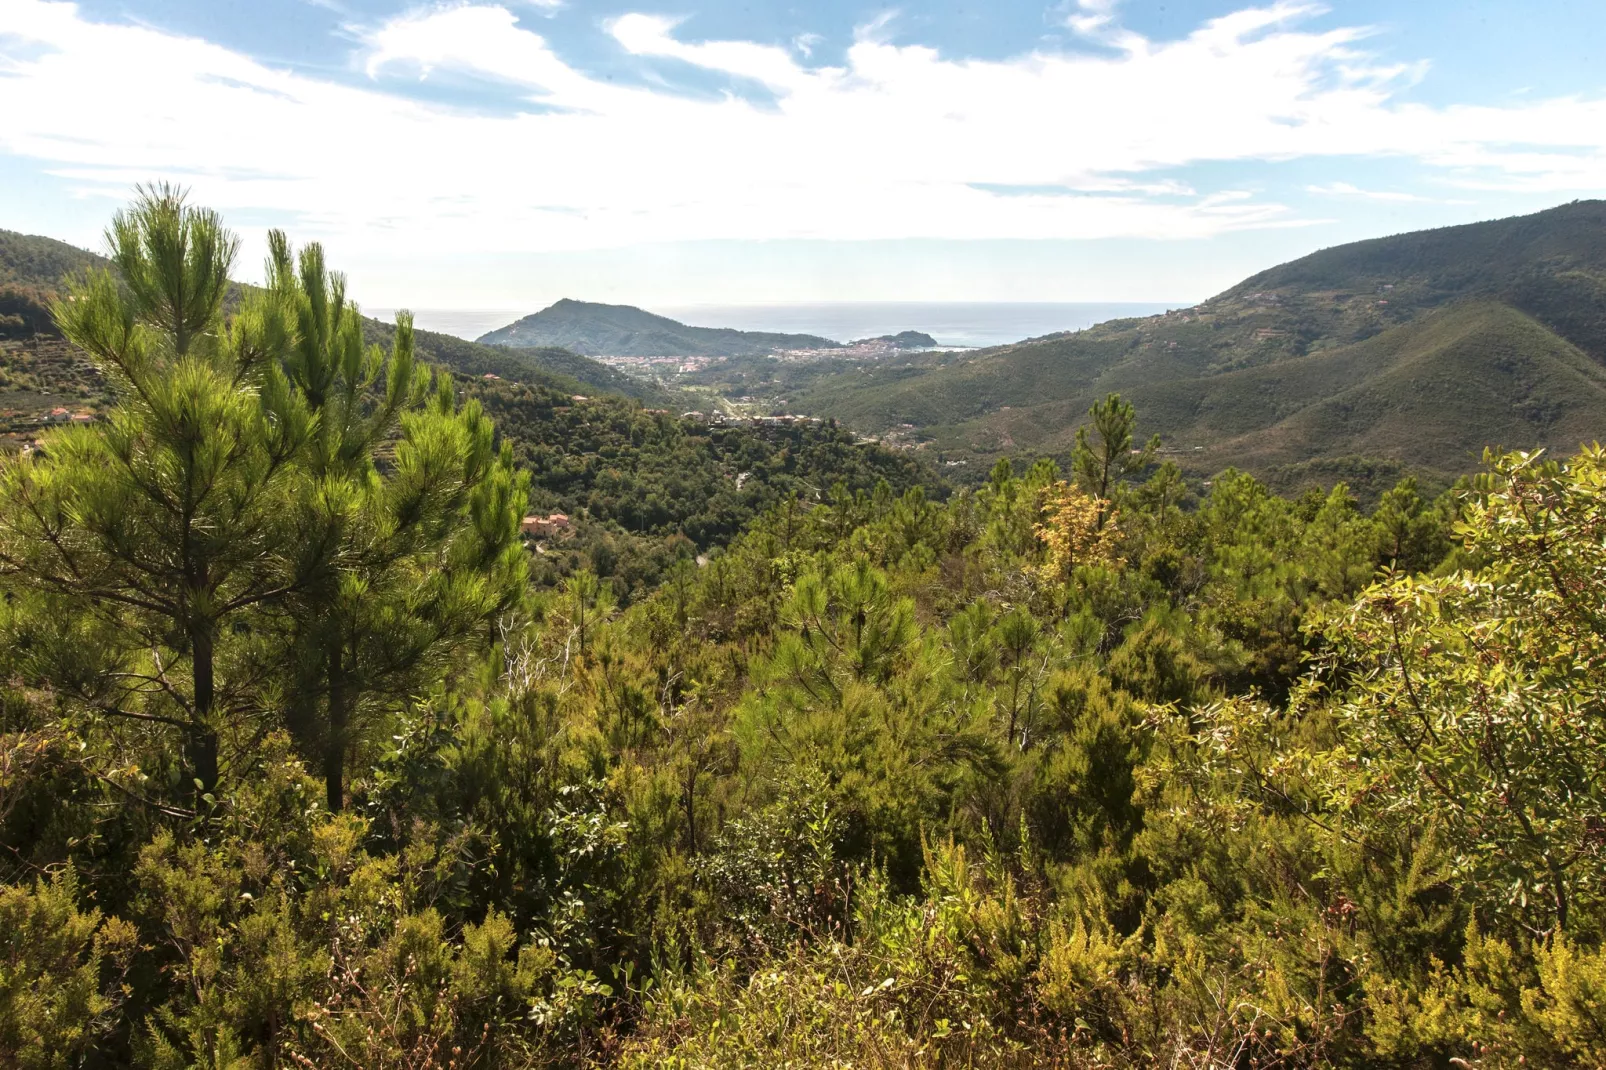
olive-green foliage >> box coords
[476,384,937,550]
[1315,445,1606,933]
[6,193,1605,1070]
[121,734,603,1069]
[0,868,135,1068]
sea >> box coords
[369,302,1178,350]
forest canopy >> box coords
[3,190,1605,1069]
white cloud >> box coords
[1064,0,1144,50]
[608,12,820,93]
[1306,182,1428,202]
[1,0,1604,269]
[363,5,598,100]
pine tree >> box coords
[0,185,315,797]
[1071,392,1159,526]
[267,233,529,811]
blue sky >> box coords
[2,0,1605,308]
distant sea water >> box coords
[371,302,1178,350]
[658,303,1178,349]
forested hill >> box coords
[471,378,940,601]
[0,226,682,409]
[478,297,840,355]
[0,221,920,602]
[478,382,933,547]
[784,199,1606,494]
[0,229,93,337]
[0,228,99,288]
[855,329,939,348]
[355,320,682,407]
[1231,198,1606,299]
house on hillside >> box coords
[520,512,573,540]
[44,407,71,424]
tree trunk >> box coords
[684,765,699,855]
[1007,671,1021,750]
[188,623,219,796]
[185,724,219,798]
[325,644,349,812]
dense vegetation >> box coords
[5,192,1606,1069]
[469,379,937,603]
[0,283,60,340]
[0,224,927,606]
[0,230,100,291]
[481,383,931,542]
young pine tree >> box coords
[267,233,530,811]
[0,185,315,797]
[1071,392,1159,526]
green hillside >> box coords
[0,227,684,413]
[1212,302,1606,466]
[0,230,97,338]
[476,382,936,549]
[783,200,1606,490]
[1231,198,1606,301]
[479,297,840,355]
[0,220,907,597]
[356,317,683,407]
[0,228,100,287]
[0,231,110,429]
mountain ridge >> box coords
[13,201,1606,496]
[776,199,1606,495]
[853,330,939,349]
[478,297,840,356]
[0,228,681,407]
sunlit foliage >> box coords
[2,195,1603,1069]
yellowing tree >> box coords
[1033,480,1120,588]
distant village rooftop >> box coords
[519,512,573,540]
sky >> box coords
[1,0,1605,310]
